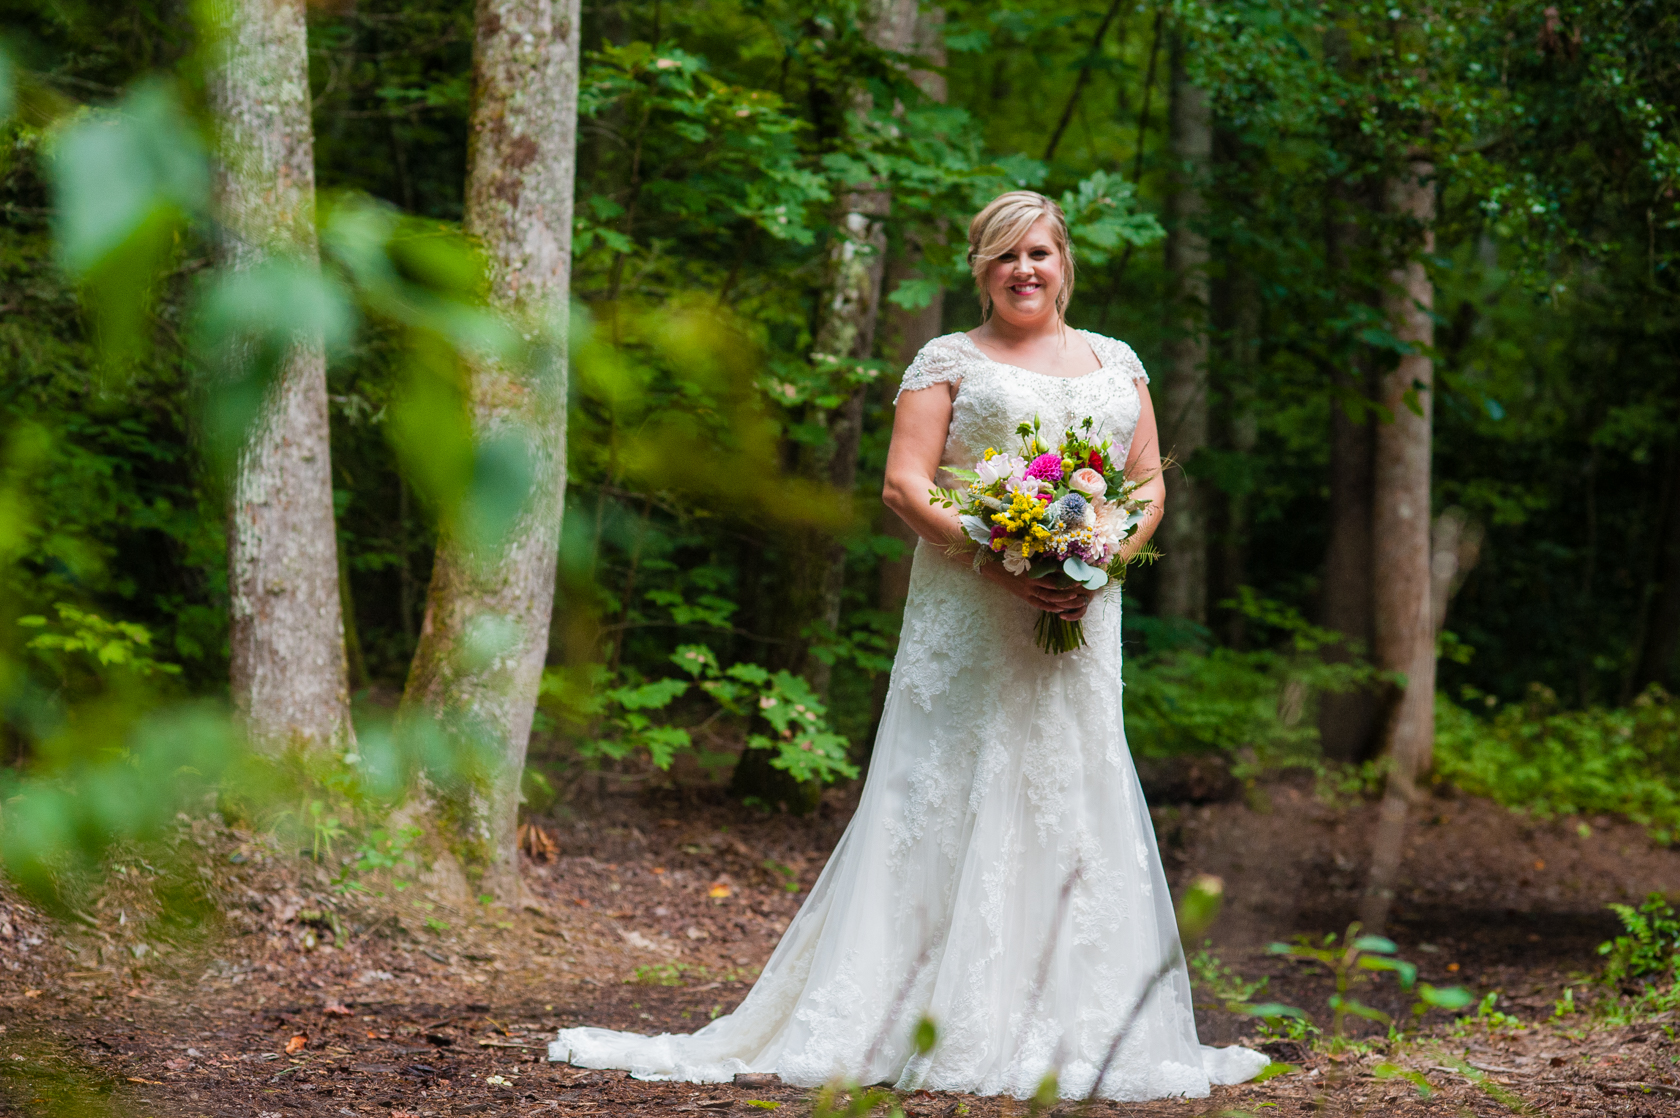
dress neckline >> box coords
[956,330,1107,382]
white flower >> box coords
[1091,497,1127,547]
[1000,540,1031,575]
[975,453,1027,487]
[1006,475,1045,499]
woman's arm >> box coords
[881,383,965,546]
[1117,379,1166,564]
[882,382,1095,619]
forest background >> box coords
[0,0,1676,919]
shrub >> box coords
[1434,684,1680,841]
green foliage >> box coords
[1189,942,1270,1013]
[19,603,181,688]
[1267,923,1471,1044]
[1434,686,1680,841]
[1124,591,1379,772]
[0,0,1678,951]
[1449,992,1525,1036]
[1599,893,1680,988]
[540,643,858,785]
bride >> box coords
[551,191,1269,1101]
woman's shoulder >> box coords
[1076,329,1149,384]
[896,333,978,401]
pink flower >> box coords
[1068,467,1106,498]
[1024,453,1064,482]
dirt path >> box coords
[3,783,1680,1116]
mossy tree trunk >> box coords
[1156,35,1212,624]
[732,0,931,809]
[206,0,354,755]
[399,0,581,905]
[1361,154,1437,934]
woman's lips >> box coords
[1009,282,1042,295]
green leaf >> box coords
[912,1015,938,1055]
[610,678,689,711]
[885,277,944,311]
[50,79,208,276]
[1416,984,1475,1010]
[0,47,13,123]
[1241,1002,1307,1020]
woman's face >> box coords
[983,216,1065,327]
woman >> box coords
[551,191,1269,1101]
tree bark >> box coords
[1360,155,1437,935]
[1317,26,1385,764]
[1317,176,1384,764]
[865,9,947,752]
[1209,206,1258,648]
[1317,351,1383,763]
[400,0,581,904]
[731,0,927,809]
[206,0,354,754]
[1634,447,1680,692]
[1156,36,1211,624]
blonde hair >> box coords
[967,190,1075,320]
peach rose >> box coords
[1068,467,1107,498]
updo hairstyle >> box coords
[966,190,1075,320]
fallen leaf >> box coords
[22,990,40,999]
[518,823,559,862]
[323,1002,352,1017]
[126,1077,163,1085]
[708,883,732,899]
[1534,859,1546,871]
[285,1034,308,1055]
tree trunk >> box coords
[1634,447,1680,692]
[400,0,581,905]
[1360,155,1437,935]
[1317,176,1383,764]
[1156,36,1211,624]
[1316,27,1385,764]
[1317,347,1383,764]
[865,9,947,753]
[731,0,928,809]
[806,191,893,698]
[206,0,354,755]
[1209,207,1259,648]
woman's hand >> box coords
[978,562,1096,620]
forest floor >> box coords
[3,776,1680,1116]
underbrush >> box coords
[1435,684,1680,842]
[1123,592,1376,775]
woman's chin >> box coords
[993,300,1057,325]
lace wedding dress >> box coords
[551,331,1269,1101]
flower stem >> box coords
[1034,611,1086,654]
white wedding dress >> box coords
[551,331,1269,1101]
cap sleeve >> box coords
[1084,331,1149,385]
[894,334,969,403]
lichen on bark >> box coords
[205,0,354,755]
[399,0,582,904]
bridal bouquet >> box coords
[932,416,1153,654]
